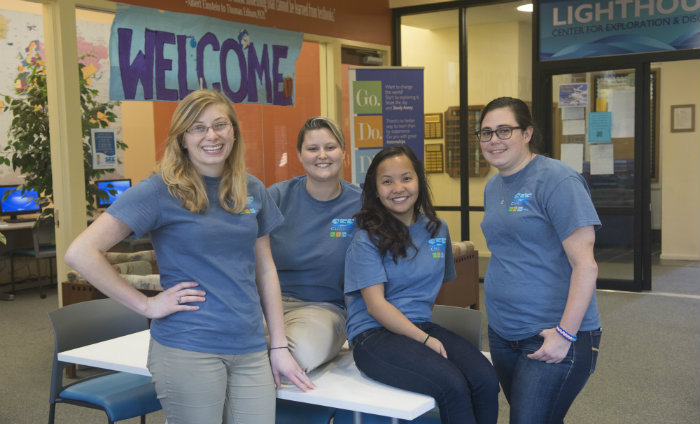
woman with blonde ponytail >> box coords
[66,89,313,424]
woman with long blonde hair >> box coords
[66,89,313,424]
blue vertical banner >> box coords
[109,4,303,104]
[348,67,424,186]
[540,0,700,60]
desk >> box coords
[0,221,38,301]
[59,330,436,423]
[0,221,35,231]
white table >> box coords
[58,330,436,423]
[58,330,152,377]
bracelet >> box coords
[555,325,577,342]
[270,346,289,350]
[422,334,430,344]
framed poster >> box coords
[671,104,695,133]
[424,143,444,173]
[91,128,118,170]
[424,113,443,139]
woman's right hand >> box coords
[425,335,448,358]
[144,281,206,319]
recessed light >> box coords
[517,3,533,12]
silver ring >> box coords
[177,296,182,305]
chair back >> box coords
[431,305,482,351]
[48,298,149,402]
[31,221,56,258]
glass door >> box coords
[550,68,651,291]
[399,9,462,238]
[397,1,533,265]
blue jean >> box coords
[488,327,602,424]
[352,322,499,424]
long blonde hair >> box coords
[157,89,247,214]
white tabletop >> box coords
[58,330,435,420]
[277,346,435,420]
[58,330,152,377]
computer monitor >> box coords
[0,185,42,221]
[95,179,132,208]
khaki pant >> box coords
[281,296,347,373]
[148,338,276,424]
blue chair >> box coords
[275,398,335,423]
[48,298,162,424]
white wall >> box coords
[660,60,700,260]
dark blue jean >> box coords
[352,322,499,424]
[488,327,602,424]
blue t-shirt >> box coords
[344,215,456,343]
[268,176,361,306]
[107,173,283,354]
[481,155,602,341]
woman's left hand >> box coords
[527,328,572,364]
[269,348,316,392]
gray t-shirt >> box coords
[482,155,601,341]
[268,175,361,306]
[108,173,282,354]
[344,215,456,343]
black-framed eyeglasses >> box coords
[186,121,233,135]
[475,126,522,142]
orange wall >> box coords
[121,101,157,184]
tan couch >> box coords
[62,250,162,306]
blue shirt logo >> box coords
[330,218,355,238]
[240,195,258,214]
[429,238,447,258]
[509,192,532,212]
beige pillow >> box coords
[121,274,162,291]
[111,260,153,276]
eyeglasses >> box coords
[475,126,522,142]
[186,121,233,135]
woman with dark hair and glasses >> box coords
[478,97,602,423]
[344,145,499,423]
[267,117,362,373]
[66,89,313,424]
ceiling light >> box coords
[517,3,533,12]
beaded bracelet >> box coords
[555,325,577,342]
[270,346,289,350]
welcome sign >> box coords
[109,4,303,104]
[540,0,700,60]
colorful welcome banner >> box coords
[109,4,303,104]
[348,67,424,186]
[540,0,700,60]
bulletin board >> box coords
[444,106,490,178]
[592,69,660,181]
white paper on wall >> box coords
[561,143,583,173]
[590,144,614,175]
